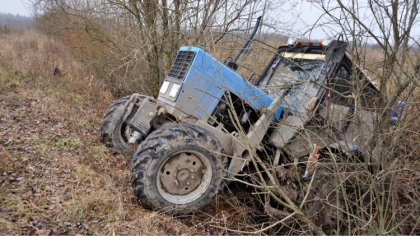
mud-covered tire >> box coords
[131,123,227,215]
[100,96,135,155]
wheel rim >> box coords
[157,150,212,205]
[121,123,130,143]
[120,123,138,148]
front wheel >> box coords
[100,96,137,155]
[131,124,227,215]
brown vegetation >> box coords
[34,0,270,97]
[0,29,226,235]
[1,0,419,234]
[1,28,418,235]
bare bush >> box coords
[33,0,279,96]
[226,0,420,234]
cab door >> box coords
[318,62,354,139]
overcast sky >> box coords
[0,0,32,16]
[0,0,418,42]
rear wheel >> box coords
[131,124,227,215]
[100,96,138,155]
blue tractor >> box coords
[100,18,379,215]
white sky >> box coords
[0,0,418,43]
[266,1,328,38]
[0,0,32,16]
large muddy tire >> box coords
[132,124,227,215]
[100,96,135,155]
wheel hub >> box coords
[177,169,190,182]
[159,152,205,195]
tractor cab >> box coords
[259,39,380,157]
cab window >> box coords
[329,65,353,106]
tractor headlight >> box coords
[169,84,181,98]
[160,81,170,94]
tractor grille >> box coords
[168,51,195,80]
[128,98,155,134]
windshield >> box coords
[262,56,325,115]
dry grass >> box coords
[0,29,209,235]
